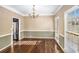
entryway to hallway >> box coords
[13,18,19,41]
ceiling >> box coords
[1,5,63,16]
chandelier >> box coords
[29,5,39,18]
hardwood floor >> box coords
[0,38,64,53]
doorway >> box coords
[13,18,19,41]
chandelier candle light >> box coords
[29,5,39,18]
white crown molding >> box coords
[1,5,63,16]
[54,5,63,15]
[64,5,79,14]
[1,5,25,16]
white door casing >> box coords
[55,16,60,43]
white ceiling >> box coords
[1,5,63,16]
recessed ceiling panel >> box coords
[6,5,62,16]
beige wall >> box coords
[0,5,73,36]
[23,16,54,31]
[0,6,54,39]
[55,5,74,35]
[0,6,24,36]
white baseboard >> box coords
[0,44,11,51]
[55,39,64,52]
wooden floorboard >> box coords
[0,38,64,53]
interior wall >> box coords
[54,5,74,49]
[0,6,24,50]
[23,16,54,31]
[55,5,73,35]
[0,6,24,36]
[22,16,55,38]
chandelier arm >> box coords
[29,5,39,18]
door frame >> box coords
[64,6,79,52]
[55,16,60,43]
[11,17,21,43]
